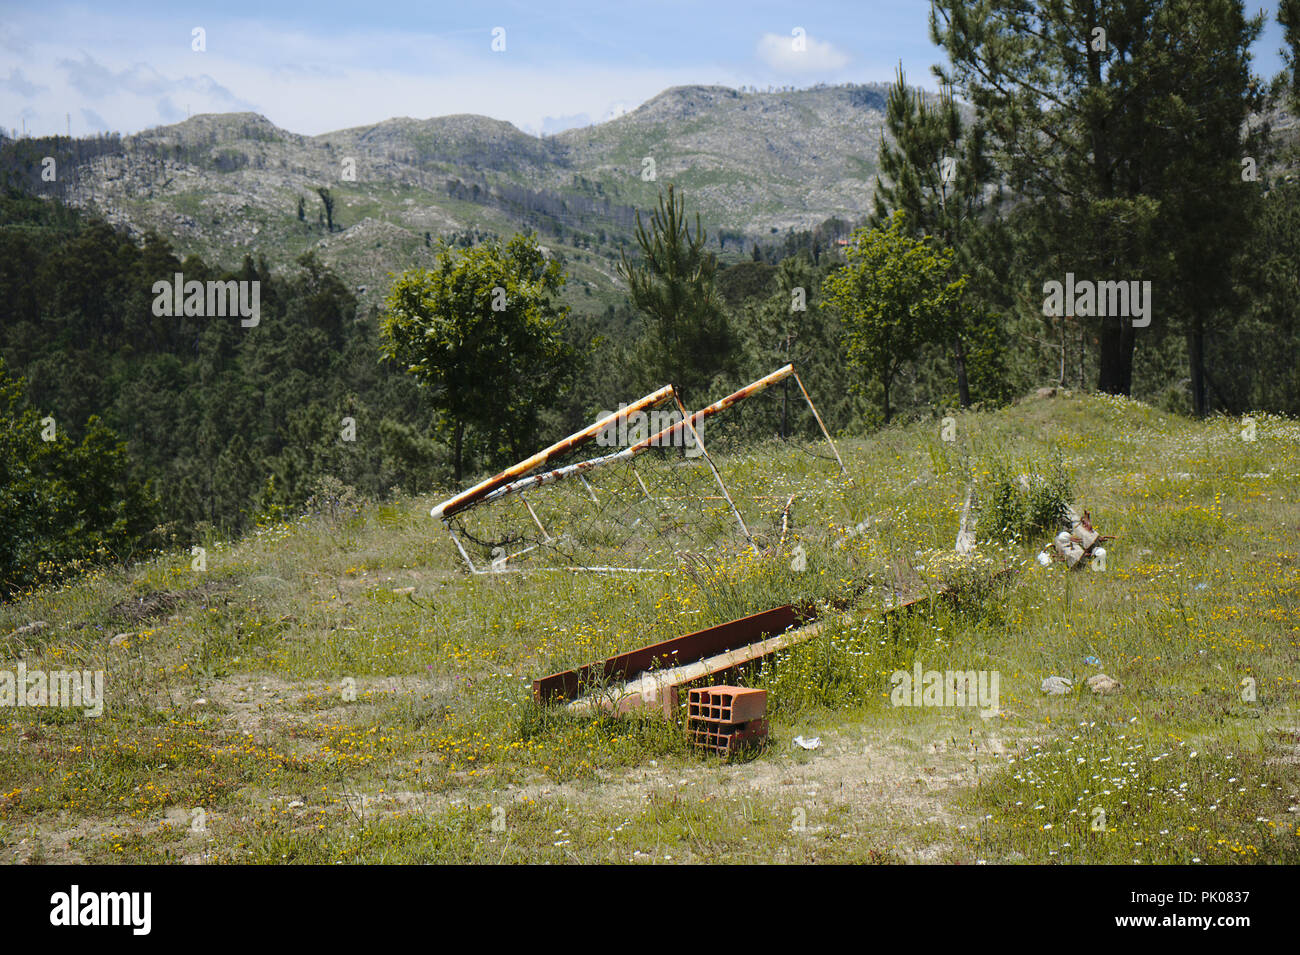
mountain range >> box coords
[39,83,896,310]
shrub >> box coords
[980,462,1073,543]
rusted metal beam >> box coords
[532,605,799,703]
[563,567,1025,719]
[571,584,980,721]
[569,618,828,720]
[431,384,676,520]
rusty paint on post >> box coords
[650,364,796,448]
[431,384,675,519]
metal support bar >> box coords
[432,384,676,519]
[670,388,755,550]
[520,494,550,540]
[792,370,853,485]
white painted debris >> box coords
[793,735,822,750]
[955,486,976,555]
[1064,505,1099,550]
[1041,676,1073,695]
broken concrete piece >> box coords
[1053,531,1086,567]
[1041,675,1073,695]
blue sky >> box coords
[0,1,1290,138]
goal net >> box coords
[689,364,855,555]
[432,365,852,574]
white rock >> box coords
[1086,674,1121,695]
[1041,676,1073,695]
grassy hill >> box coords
[2,392,1297,863]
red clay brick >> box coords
[687,685,766,725]
[686,715,769,756]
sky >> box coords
[0,1,1290,139]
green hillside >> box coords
[2,393,1297,863]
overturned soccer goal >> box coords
[696,365,854,552]
[432,365,852,573]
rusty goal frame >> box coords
[431,364,849,574]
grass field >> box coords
[2,391,1298,864]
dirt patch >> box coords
[305,720,1025,862]
[107,579,232,626]
[197,672,454,737]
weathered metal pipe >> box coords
[431,384,675,519]
[472,365,799,503]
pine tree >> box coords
[872,63,994,406]
[931,0,1262,407]
[617,185,735,401]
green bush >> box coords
[979,462,1072,543]
[0,359,157,596]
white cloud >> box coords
[756,31,850,74]
[0,16,744,139]
[79,107,108,131]
[1,68,47,98]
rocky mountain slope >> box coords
[35,83,893,309]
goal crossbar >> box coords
[431,384,675,520]
[475,364,832,503]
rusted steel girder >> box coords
[533,605,800,703]
[431,384,675,520]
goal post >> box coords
[431,383,676,521]
[433,383,745,573]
